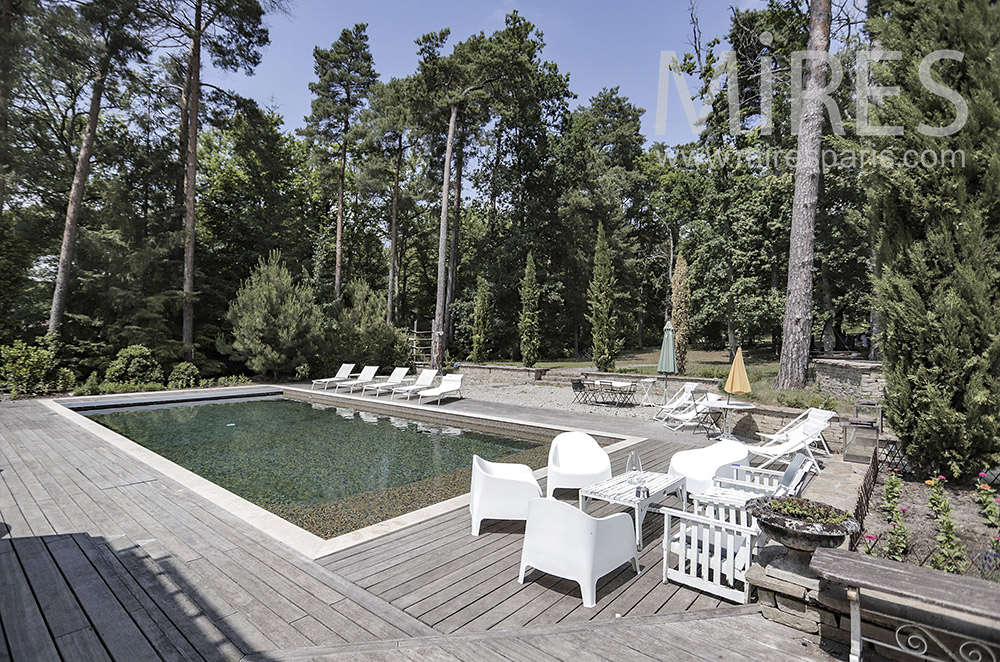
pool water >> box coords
[90,398,543,538]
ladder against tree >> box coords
[410,321,432,367]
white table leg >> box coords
[634,503,647,549]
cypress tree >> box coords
[587,223,623,372]
[519,253,540,368]
[868,0,1000,477]
[470,276,492,363]
[671,253,690,375]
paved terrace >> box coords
[0,392,839,661]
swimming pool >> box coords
[89,398,545,539]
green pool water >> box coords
[89,398,543,538]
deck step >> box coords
[242,604,761,661]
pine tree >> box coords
[470,276,492,363]
[868,0,1000,477]
[225,251,324,380]
[519,253,540,367]
[587,223,623,372]
[671,253,690,374]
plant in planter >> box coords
[747,495,860,575]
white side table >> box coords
[579,471,686,550]
[638,378,658,406]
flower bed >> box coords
[862,469,1000,581]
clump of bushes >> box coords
[105,345,163,384]
[0,339,76,397]
[167,362,200,389]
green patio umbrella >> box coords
[657,321,677,403]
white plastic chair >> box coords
[469,455,542,535]
[416,374,464,404]
[392,368,437,399]
[653,382,698,421]
[662,393,722,433]
[334,365,379,392]
[518,498,638,608]
[310,363,355,390]
[667,438,749,496]
[361,367,410,396]
[545,431,612,497]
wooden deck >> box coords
[0,397,839,661]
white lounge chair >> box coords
[697,453,813,505]
[757,407,835,456]
[667,438,749,496]
[361,367,410,396]
[545,431,612,497]
[659,497,759,603]
[417,373,463,404]
[662,393,723,434]
[392,368,437,399]
[470,455,542,536]
[518,497,638,608]
[653,382,698,421]
[334,365,379,393]
[747,421,828,469]
[310,363,355,390]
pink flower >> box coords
[980,472,989,478]
[900,507,909,513]
[937,475,947,481]
[864,534,877,541]
[890,522,898,527]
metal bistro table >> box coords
[579,471,686,550]
[706,400,756,441]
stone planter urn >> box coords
[747,495,860,576]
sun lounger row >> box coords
[309,364,463,404]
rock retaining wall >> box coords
[814,359,885,401]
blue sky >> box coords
[206,0,763,147]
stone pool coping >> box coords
[45,386,649,560]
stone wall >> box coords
[452,363,548,385]
[814,359,885,401]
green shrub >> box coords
[225,251,324,380]
[167,362,200,389]
[327,280,408,369]
[105,345,163,384]
[518,254,540,368]
[97,381,166,394]
[76,371,101,396]
[470,276,493,363]
[55,367,76,392]
[0,340,56,397]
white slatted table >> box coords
[579,471,686,550]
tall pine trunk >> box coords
[430,104,458,369]
[334,134,347,298]
[444,142,462,344]
[386,135,402,324]
[181,0,202,361]
[0,0,13,225]
[776,0,831,389]
[48,51,113,333]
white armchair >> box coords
[518,498,638,608]
[545,431,612,497]
[667,438,749,496]
[469,455,542,536]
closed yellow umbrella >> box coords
[724,346,751,401]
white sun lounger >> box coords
[392,369,437,399]
[417,373,463,404]
[310,363,355,390]
[361,367,411,396]
[334,365,379,393]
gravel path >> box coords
[460,382,664,420]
